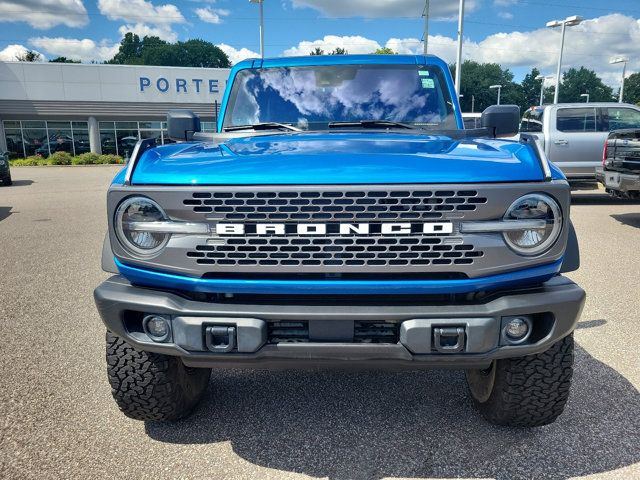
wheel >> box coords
[106,331,211,421]
[1,174,10,186]
[465,334,574,427]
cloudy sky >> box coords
[0,0,638,86]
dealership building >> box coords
[0,62,230,159]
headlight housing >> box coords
[503,194,562,256]
[115,197,169,256]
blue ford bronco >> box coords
[94,55,585,427]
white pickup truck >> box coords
[518,103,640,181]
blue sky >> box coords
[0,0,638,85]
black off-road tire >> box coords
[465,334,574,427]
[106,331,211,421]
[1,174,10,186]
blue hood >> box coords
[131,132,544,185]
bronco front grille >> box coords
[183,189,487,222]
[187,236,483,268]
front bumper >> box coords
[94,275,585,370]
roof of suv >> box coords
[232,54,444,70]
[539,103,639,109]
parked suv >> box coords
[95,55,585,427]
[520,103,640,181]
[596,128,640,198]
[0,152,11,186]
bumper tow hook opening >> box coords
[205,326,236,353]
[433,327,465,353]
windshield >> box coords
[222,64,457,131]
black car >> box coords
[596,129,640,198]
[0,152,11,186]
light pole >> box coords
[454,0,465,96]
[490,84,502,105]
[580,93,589,103]
[536,74,553,106]
[249,0,265,58]
[547,15,583,104]
[423,0,430,55]
[610,56,629,103]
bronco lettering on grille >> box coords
[215,222,454,236]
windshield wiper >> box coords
[328,120,421,130]
[224,122,302,132]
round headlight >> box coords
[503,194,562,256]
[115,197,169,256]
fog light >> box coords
[143,315,171,342]
[505,317,531,341]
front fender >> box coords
[560,221,580,273]
[101,232,118,274]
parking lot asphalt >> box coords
[0,166,638,480]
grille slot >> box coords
[184,189,487,221]
[354,321,399,344]
[268,321,309,343]
[188,237,483,268]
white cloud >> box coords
[118,23,178,42]
[494,0,517,6]
[30,37,120,62]
[462,14,640,85]
[99,0,185,42]
[497,11,514,20]
[195,7,229,24]
[279,14,639,87]
[218,44,260,65]
[0,0,88,29]
[290,0,478,19]
[0,44,46,62]
[284,35,381,56]
[98,0,185,24]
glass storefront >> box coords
[2,120,90,159]
[3,119,185,159]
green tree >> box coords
[559,67,614,103]
[450,60,523,113]
[49,56,80,63]
[15,50,42,62]
[175,39,231,68]
[520,68,543,108]
[622,72,640,105]
[330,47,347,55]
[107,33,230,68]
[108,32,144,64]
[374,47,397,55]
[310,47,325,56]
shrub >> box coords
[11,152,125,166]
[98,154,125,164]
[48,151,72,165]
[11,156,48,166]
[72,153,101,165]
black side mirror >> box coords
[481,105,520,137]
[167,109,202,142]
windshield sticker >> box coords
[418,70,430,76]
[421,78,435,89]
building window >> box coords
[2,120,89,158]
[21,120,48,157]
[46,121,74,156]
[72,122,90,155]
[3,120,176,158]
[115,122,139,159]
[3,121,22,159]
